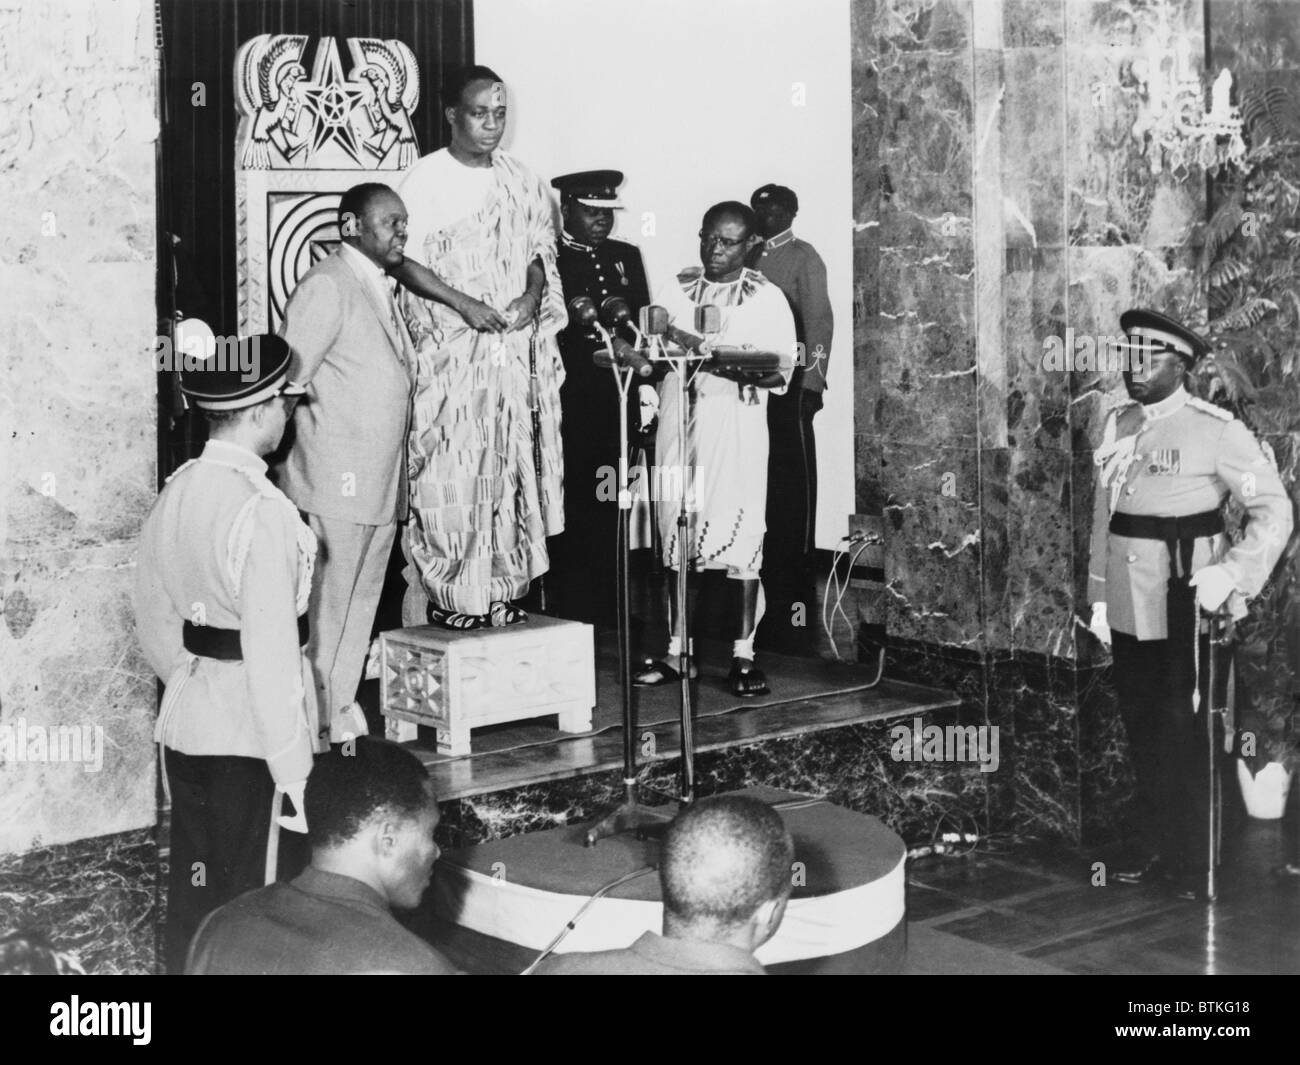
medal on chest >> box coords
[1144,449,1181,476]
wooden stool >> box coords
[378,615,595,757]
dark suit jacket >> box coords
[185,867,456,975]
[278,247,416,526]
[534,931,766,975]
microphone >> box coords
[639,305,669,336]
[594,334,653,377]
[568,295,599,328]
[577,295,650,375]
[600,296,633,331]
[694,304,721,336]
[663,304,722,357]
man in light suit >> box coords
[279,183,417,744]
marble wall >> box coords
[852,0,1210,842]
[0,0,159,854]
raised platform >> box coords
[430,786,908,973]
[389,644,960,801]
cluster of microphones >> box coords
[567,296,787,376]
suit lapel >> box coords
[336,248,411,374]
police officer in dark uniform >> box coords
[549,170,651,628]
[1087,309,1292,896]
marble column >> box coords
[852,0,1207,843]
[0,0,159,854]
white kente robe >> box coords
[397,148,567,617]
[654,267,795,579]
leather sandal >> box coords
[728,658,770,697]
[633,657,698,686]
[427,605,489,631]
[490,601,528,626]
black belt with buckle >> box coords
[182,615,311,661]
[1109,510,1223,541]
[1111,508,1223,581]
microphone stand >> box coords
[584,323,673,845]
[669,335,698,807]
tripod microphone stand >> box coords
[574,299,672,845]
[580,302,773,839]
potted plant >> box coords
[1187,83,1300,816]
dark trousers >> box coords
[759,384,819,652]
[1110,628,1217,867]
[547,497,620,631]
[163,748,306,973]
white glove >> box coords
[637,384,659,432]
[277,779,308,834]
[364,637,383,681]
[1189,564,1235,613]
[1089,602,1111,647]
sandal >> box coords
[728,658,770,697]
[427,604,489,631]
[489,601,528,626]
[633,657,698,686]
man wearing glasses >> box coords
[134,335,318,971]
[634,202,796,697]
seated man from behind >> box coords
[187,738,455,975]
[537,794,794,975]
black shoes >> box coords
[728,658,770,697]
[632,658,697,686]
[1113,854,1201,900]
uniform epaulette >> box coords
[677,266,704,284]
[225,466,316,609]
[164,458,199,484]
[1186,396,1234,421]
[230,464,298,508]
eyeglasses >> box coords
[698,232,749,249]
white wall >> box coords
[477,0,854,549]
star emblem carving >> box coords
[296,42,367,163]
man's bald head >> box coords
[661,795,794,932]
[701,201,758,239]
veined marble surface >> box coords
[0,1,158,855]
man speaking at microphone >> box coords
[635,202,796,697]
[548,170,651,628]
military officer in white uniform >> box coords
[134,334,318,972]
[1087,309,1293,895]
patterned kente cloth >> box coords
[397,149,567,617]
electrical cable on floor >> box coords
[519,864,658,974]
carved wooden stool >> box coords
[378,616,595,757]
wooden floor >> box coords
[907,822,1300,975]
